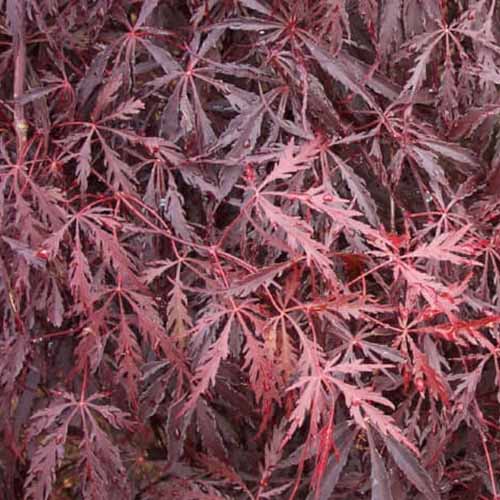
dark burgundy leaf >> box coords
[381,433,440,500]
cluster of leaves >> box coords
[0,0,500,498]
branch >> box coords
[11,0,28,156]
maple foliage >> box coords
[0,0,500,499]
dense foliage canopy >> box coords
[1,1,500,499]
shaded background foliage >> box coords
[0,0,500,498]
